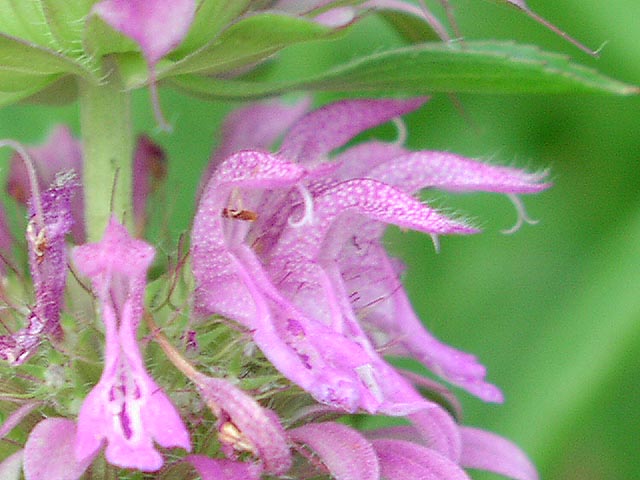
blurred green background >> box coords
[0,1,638,479]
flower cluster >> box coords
[1,96,547,479]
[2,1,608,479]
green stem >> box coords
[79,59,133,241]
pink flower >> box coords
[191,97,550,413]
[73,218,190,471]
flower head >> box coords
[192,97,550,414]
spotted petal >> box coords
[279,97,427,163]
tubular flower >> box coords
[0,171,77,365]
[192,97,550,413]
[72,218,190,471]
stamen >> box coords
[501,193,539,234]
[0,140,46,231]
[288,183,315,227]
[392,117,407,146]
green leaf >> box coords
[0,77,59,108]
[170,0,252,58]
[0,32,94,78]
[0,1,51,47]
[40,0,93,53]
[377,10,442,43]
[161,13,334,77]
[168,41,638,100]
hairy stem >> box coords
[79,58,134,241]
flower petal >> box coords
[208,97,311,174]
[369,151,551,194]
[272,178,475,271]
[192,150,305,322]
[195,374,291,475]
[133,135,166,234]
[409,405,462,461]
[92,0,195,64]
[460,427,538,480]
[289,421,379,480]
[7,126,84,242]
[0,172,78,364]
[0,450,23,480]
[0,402,39,440]
[186,455,262,480]
[73,218,190,471]
[279,97,427,163]
[339,238,504,402]
[24,418,92,480]
[372,439,472,480]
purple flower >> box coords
[6,128,167,239]
[0,172,77,365]
[72,218,190,471]
[192,97,550,413]
[7,126,84,242]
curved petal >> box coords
[460,427,538,480]
[372,439,472,480]
[279,97,427,163]
[333,141,407,180]
[7,126,84,242]
[192,150,305,322]
[24,418,92,480]
[186,455,262,480]
[204,97,311,181]
[408,405,462,461]
[1,172,78,364]
[92,0,195,64]
[369,151,550,194]
[194,375,291,475]
[0,402,39,440]
[272,178,475,272]
[339,239,504,403]
[289,422,379,480]
[0,450,22,480]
